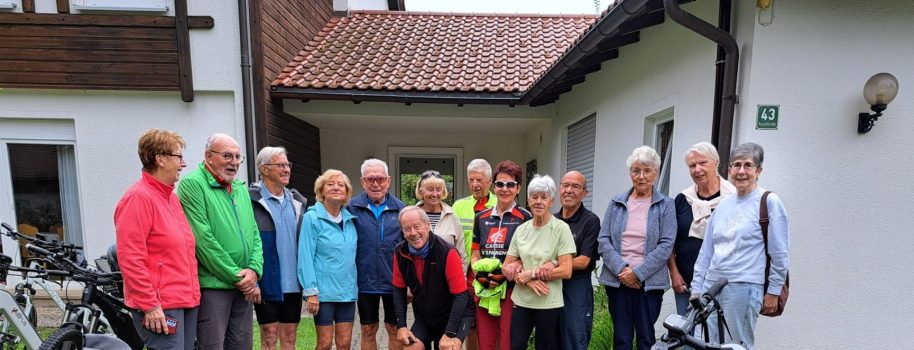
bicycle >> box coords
[652,278,748,350]
[26,244,142,350]
[0,252,70,349]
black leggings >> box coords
[509,306,562,350]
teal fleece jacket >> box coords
[178,163,263,289]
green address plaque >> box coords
[756,105,779,130]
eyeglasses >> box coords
[630,168,655,177]
[729,162,758,170]
[420,170,442,180]
[208,150,245,163]
[265,162,293,169]
[494,181,518,189]
[560,183,584,191]
[161,153,184,162]
[363,176,389,184]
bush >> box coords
[590,285,614,350]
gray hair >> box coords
[466,158,492,178]
[256,146,287,168]
[527,174,556,199]
[626,146,661,171]
[399,205,430,224]
[360,158,389,176]
[684,141,721,166]
[730,142,764,167]
[205,133,236,151]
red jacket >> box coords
[114,172,200,312]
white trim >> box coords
[387,147,465,200]
[72,0,168,12]
[0,0,16,10]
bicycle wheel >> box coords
[38,325,83,350]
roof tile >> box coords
[272,11,596,93]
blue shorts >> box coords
[313,301,356,326]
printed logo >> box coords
[487,227,507,245]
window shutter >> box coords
[566,114,596,209]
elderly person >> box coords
[392,206,474,350]
[552,171,601,350]
[471,160,531,350]
[691,143,789,349]
[502,175,576,350]
[452,159,495,350]
[114,129,199,349]
[414,170,466,263]
[667,142,735,334]
[177,133,262,350]
[597,146,675,350]
[298,169,358,350]
[346,158,405,350]
[249,146,307,350]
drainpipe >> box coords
[664,0,738,178]
[238,0,257,181]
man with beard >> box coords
[178,134,263,349]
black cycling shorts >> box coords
[254,293,303,324]
[357,293,397,325]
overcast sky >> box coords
[405,0,617,15]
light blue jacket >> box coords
[597,187,675,291]
[297,202,358,302]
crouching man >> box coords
[392,206,474,350]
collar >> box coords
[141,171,175,198]
[203,162,232,189]
[259,180,286,202]
[555,203,586,222]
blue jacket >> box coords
[347,192,406,294]
[597,187,675,291]
[297,202,358,302]
[249,182,306,301]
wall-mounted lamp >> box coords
[858,73,899,134]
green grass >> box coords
[252,318,318,350]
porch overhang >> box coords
[271,87,522,106]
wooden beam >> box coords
[580,49,619,67]
[174,0,194,102]
[56,0,70,14]
[596,32,641,51]
[620,10,665,34]
[0,13,214,29]
[21,0,34,13]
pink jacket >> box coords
[114,172,200,312]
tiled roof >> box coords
[272,11,597,93]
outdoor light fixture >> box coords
[858,72,899,134]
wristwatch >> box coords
[445,330,458,338]
[550,259,559,267]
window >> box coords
[1,119,83,265]
[644,108,674,195]
[388,147,464,206]
[566,114,596,209]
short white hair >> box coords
[466,158,492,178]
[684,141,720,166]
[527,174,556,199]
[626,146,661,171]
[360,158,389,176]
[256,146,287,168]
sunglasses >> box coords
[420,170,442,180]
[494,181,518,189]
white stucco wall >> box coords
[731,0,914,347]
[0,0,245,263]
[540,0,718,217]
[527,0,913,347]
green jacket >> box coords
[452,192,497,263]
[177,163,263,290]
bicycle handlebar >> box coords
[26,244,119,283]
[703,278,728,300]
[1,222,84,252]
[0,222,13,233]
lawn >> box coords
[253,318,318,349]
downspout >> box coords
[664,0,738,178]
[238,0,257,181]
